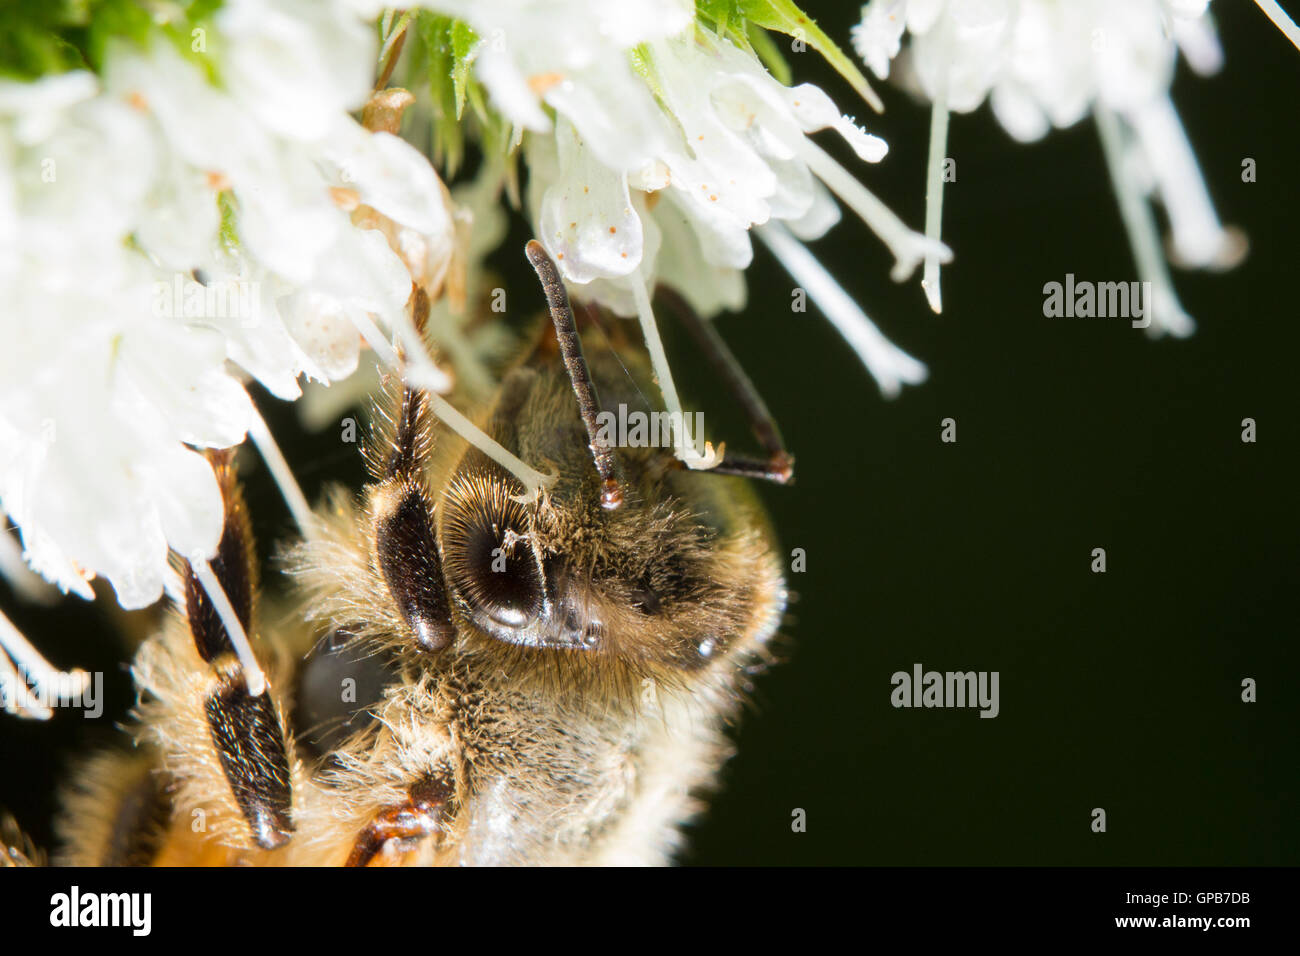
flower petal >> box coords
[537,118,644,283]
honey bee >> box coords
[42,241,794,866]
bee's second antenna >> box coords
[524,240,622,510]
[656,286,795,486]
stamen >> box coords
[390,307,454,395]
[757,222,927,398]
[1094,104,1195,338]
[798,137,951,283]
[349,309,402,370]
[247,404,317,538]
[0,649,45,718]
[1255,0,1300,52]
[348,310,556,500]
[922,23,952,314]
[0,530,55,605]
[192,557,267,697]
[0,607,91,719]
[425,305,498,396]
[630,271,720,470]
[1129,96,1243,270]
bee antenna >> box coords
[524,240,622,510]
[655,286,795,486]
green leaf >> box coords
[0,0,227,82]
[416,10,465,176]
[738,0,882,111]
[467,78,521,201]
[628,42,667,104]
[0,28,85,79]
[217,189,240,250]
[0,1,87,79]
[186,0,223,23]
[161,4,226,86]
[449,19,476,120]
[81,0,153,72]
[696,0,743,37]
[745,19,791,86]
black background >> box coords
[1,1,1296,866]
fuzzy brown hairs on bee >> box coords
[44,242,792,866]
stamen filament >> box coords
[1095,104,1195,338]
[922,23,951,315]
[1255,0,1300,51]
[247,404,317,538]
[349,309,402,370]
[0,530,55,605]
[1129,96,1237,269]
[425,306,498,397]
[757,222,926,398]
[630,271,719,470]
[348,311,556,499]
[391,307,454,394]
[798,138,951,283]
[192,558,266,697]
[0,607,90,719]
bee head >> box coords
[361,242,784,675]
[434,413,769,672]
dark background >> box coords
[2,1,1296,865]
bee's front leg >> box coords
[346,776,454,867]
[178,451,296,853]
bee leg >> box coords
[345,776,453,867]
[182,452,295,850]
[199,668,294,849]
[656,286,796,485]
[366,359,457,653]
[1,812,42,867]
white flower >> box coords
[0,77,236,608]
[422,0,693,154]
[0,3,474,700]
[854,0,1249,332]
[410,0,941,442]
[216,0,377,142]
[0,1,981,710]
[521,28,933,309]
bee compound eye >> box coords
[453,519,544,630]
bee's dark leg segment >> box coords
[375,480,456,652]
[183,454,256,664]
[706,454,796,484]
[384,382,427,480]
[181,452,295,851]
[525,239,622,510]
[345,776,453,867]
[370,380,457,652]
[656,286,795,485]
[205,671,295,850]
[1,813,42,867]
